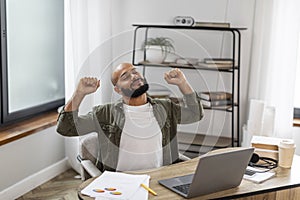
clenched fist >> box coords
[164,68,193,95]
[76,77,100,96]
[164,68,187,86]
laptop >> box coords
[158,147,254,198]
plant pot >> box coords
[145,45,167,64]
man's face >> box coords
[114,65,149,98]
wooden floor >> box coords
[17,169,83,200]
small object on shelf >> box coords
[199,91,232,101]
[142,37,175,52]
[175,57,199,65]
[174,16,195,26]
[203,58,234,64]
[203,105,233,110]
[201,99,232,107]
[142,37,175,64]
[193,21,230,28]
[196,62,234,69]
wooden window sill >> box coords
[294,118,300,127]
[0,111,297,146]
[0,111,58,146]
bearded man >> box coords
[57,63,204,172]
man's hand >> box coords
[75,77,100,97]
[164,68,193,94]
[164,68,186,86]
[64,77,100,111]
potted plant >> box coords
[142,37,175,63]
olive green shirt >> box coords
[56,92,204,172]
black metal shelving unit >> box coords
[131,24,246,148]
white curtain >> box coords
[64,0,113,173]
[248,0,300,138]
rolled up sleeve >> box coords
[177,92,204,124]
[56,109,97,137]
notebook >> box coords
[158,147,254,198]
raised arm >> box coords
[164,68,204,124]
[56,77,100,137]
[64,77,100,111]
[164,68,193,95]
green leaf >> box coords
[142,37,175,54]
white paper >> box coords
[81,171,149,200]
[95,178,149,200]
[243,166,275,183]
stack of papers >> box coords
[243,166,275,183]
[81,171,150,200]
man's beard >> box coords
[121,78,149,98]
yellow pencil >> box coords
[140,183,157,196]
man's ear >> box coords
[114,86,122,94]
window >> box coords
[0,0,65,126]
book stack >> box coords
[197,58,234,70]
[203,58,234,64]
[199,91,232,108]
[193,21,230,28]
[251,136,281,161]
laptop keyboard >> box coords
[173,183,191,194]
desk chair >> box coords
[78,133,191,180]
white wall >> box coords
[6,0,293,198]
[0,126,68,199]
[110,0,256,140]
[1,1,299,199]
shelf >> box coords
[202,103,238,112]
[202,106,234,112]
[133,24,247,31]
[167,97,237,112]
[179,143,223,153]
[132,23,243,147]
[179,151,203,159]
[177,132,232,148]
[178,132,238,158]
[137,61,237,72]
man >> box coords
[57,63,204,172]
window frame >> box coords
[0,0,65,127]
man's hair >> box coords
[111,76,117,86]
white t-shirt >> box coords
[116,103,163,171]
